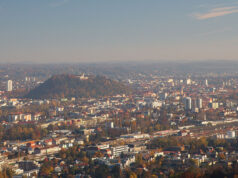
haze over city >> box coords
[0,0,238,63]
[2,1,238,178]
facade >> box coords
[184,97,192,110]
[209,102,219,109]
[7,80,13,91]
[205,79,208,87]
[196,98,203,109]
[226,131,236,138]
[8,113,32,122]
[186,79,191,85]
[111,145,129,157]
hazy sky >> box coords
[0,0,238,63]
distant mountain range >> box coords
[25,74,132,99]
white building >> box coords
[205,79,208,87]
[79,73,88,80]
[97,144,110,150]
[111,145,129,157]
[186,78,191,85]
[108,122,114,128]
[7,80,12,91]
[226,131,236,139]
[151,100,163,108]
[120,133,150,139]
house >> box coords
[75,139,84,145]
[22,114,32,122]
[39,146,60,155]
[57,107,64,112]
[44,139,53,146]
[100,149,112,156]
[61,143,73,149]
[121,155,136,167]
[52,138,61,145]
[32,113,42,121]
[111,145,129,157]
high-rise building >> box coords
[180,87,184,95]
[25,77,29,82]
[160,92,168,100]
[196,98,203,109]
[107,122,114,129]
[205,79,208,87]
[184,97,192,110]
[7,80,12,91]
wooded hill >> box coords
[25,74,132,99]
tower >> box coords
[7,80,12,91]
[196,98,202,109]
[205,79,208,87]
[180,86,184,95]
[184,97,192,110]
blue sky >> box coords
[0,0,238,63]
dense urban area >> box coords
[1,63,238,177]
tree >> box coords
[189,159,199,167]
[129,172,137,178]
[111,165,122,178]
[40,160,54,177]
[218,152,226,160]
[135,153,143,165]
[95,165,110,178]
